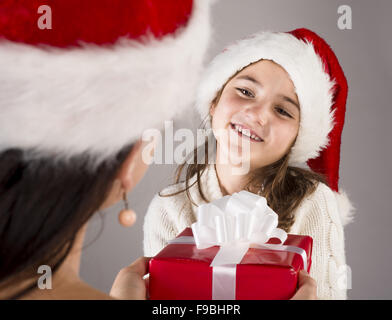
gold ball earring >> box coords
[118,188,137,227]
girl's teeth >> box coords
[233,123,261,141]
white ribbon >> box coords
[180,190,308,299]
[191,190,288,266]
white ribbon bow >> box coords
[191,190,288,267]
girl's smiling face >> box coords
[210,59,300,171]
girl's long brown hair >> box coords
[159,60,328,232]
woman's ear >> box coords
[100,137,155,210]
[119,138,155,192]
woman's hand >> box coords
[290,270,318,300]
[110,257,150,300]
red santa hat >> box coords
[195,28,355,225]
[0,0,212,169]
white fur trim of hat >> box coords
[0,0,212,170]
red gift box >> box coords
[149,228,312,300]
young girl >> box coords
[143,28,355,300]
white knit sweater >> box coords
[143,164,353,300]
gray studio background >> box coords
[80,0,392,299]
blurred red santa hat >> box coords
[0,0,213,169]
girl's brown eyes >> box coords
[275,107,293,118]
[236,88,254,98]
[236,88,293,119]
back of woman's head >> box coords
[0,0,214,300]
[0,144,133,299]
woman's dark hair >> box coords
[0,143,134,299]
